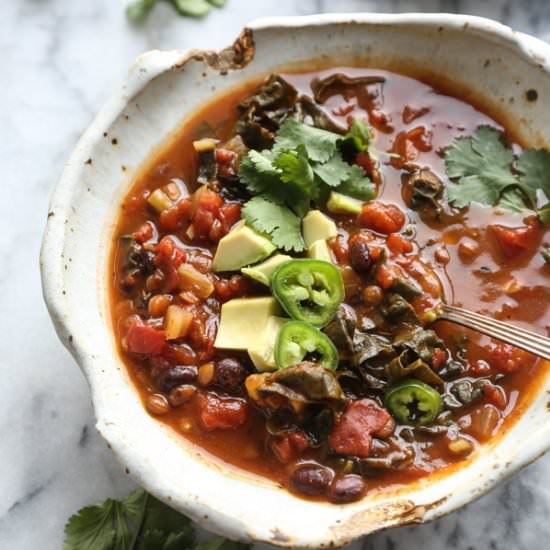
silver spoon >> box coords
[434,303,550,361]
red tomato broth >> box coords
[109,67,550,500]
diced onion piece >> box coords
[186,223,196,240]
[470,404,501,441]
[164,181,182,201]
[178,263,214,299]
[190,185,208,217]
[148,188,173,213]
[164,305,193,340]
[193,138,218,153]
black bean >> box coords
[214,358,247,391]
[328,475,366,503]
[156,366,198,392]
[349,238,372,273]
[288,464,334,497]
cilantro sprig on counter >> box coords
[64,489,250,550]
[238,118,374,252]
[127,0,226,23]
[444,126,550,222]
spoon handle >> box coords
[438,304,550,361]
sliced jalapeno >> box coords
[274,320,338,370]
[271,259,344,328]
[384,378,442,426]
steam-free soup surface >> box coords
[111,68,550,502]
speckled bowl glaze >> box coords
[41,13,550,548]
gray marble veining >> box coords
[1,1,550,548]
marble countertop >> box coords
[2,0,550,548]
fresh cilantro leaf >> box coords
[195,538,250,550]
[273,147,315,216]
[541,246,550,264]
[338,165,375,200]
[444,126,517,208]
[313,154,353,187]
[64,490,246,550]
[274,147,315,188]
[242,196,305,252]
[171,0,211,18]
[140,494,192,535]
[138,526,195,550]
[498,188,528,213]
[163,527,196,550]
[126,0,157,23]
[274,118,340,162]
[516,148,550,208]
[64,500,116,550]
[238,150,280,195]
[537,203,550,225]
[139,529,167,550]
[121,489,148,522]
[113,501,132,550]
[341,118,372,153]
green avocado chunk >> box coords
[326,191,364,215]
[213,221,276,272]
[302,209,338,248]
[214,297,283,350]
[248,316,288,371]
[307,240,333,262]
[241,254,292,286]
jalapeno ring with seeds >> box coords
[271,259,344,328]
[274,320,338,370]
[385,378,442,426]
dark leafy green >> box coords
[254,363,343,404]
[404,168,444,220]
[393,327,444,364]
[385,354,444,388]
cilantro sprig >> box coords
[126,0,226,23]
[64,489,250,550]
[444,126,550,221]
[238,118,375,251]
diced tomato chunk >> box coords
[215,274,253,302]
[132,222,153,244]
[219,203,242,232]
[197,189,223,213]
[198,392,248,431]
[160,198,192,231]
[431,348,447,370]
[154,236,185,292]
[329,399,392,458]
[216,148,238,179]
[485,341,536,373]
[375,263,399,289]
[330,236,350,264]
[355,152,375,175]
[126,320,165,355]
[270,431,309,463]
[490,222,539,259]
[193,208,215,236]
[402,105,430,124]
[483,382,507,409]
[387,233,413,255]
[358,202,405,234]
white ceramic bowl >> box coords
[41,13,550,548]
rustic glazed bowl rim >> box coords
[40,12,550,548]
